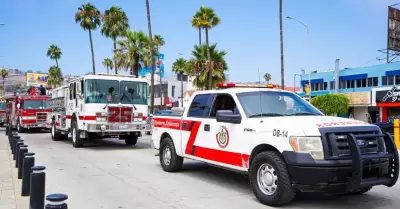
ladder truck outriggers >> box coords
[48,73,151,148]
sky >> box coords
[0,0,399,86]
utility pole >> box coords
[146,0,155,114]
[279,0,285,89]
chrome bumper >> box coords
[22,123,47,129]
[86,123,151,133]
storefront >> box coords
[373,86,400,122]
[342,92,377,122]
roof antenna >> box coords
[257,68,264,123]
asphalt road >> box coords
[5,128,400,209]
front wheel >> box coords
[17,118,24,133]
[71,121,83,148]
[249,151,296,206]
[159,137,183,172]
[124,134,138,145]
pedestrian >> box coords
[39,85,46,95]
[26,86,32,95]
[30,86,36,96]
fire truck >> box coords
[49,73,151,148]
[0,101,6,127]
[2,93,51,133]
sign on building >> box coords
[375,86,400,103]
[26,73,48,87]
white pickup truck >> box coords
[150,83,399,206]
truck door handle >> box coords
[204,124,210,131]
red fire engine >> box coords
[0,101,6,127]
[2,93,51,133]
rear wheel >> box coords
[71,121,83,148]
[159,137,183,172]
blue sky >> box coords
[0,0,398,86]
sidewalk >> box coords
[0,133,29,209]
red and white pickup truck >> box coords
[151,83,399,206]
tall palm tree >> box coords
[153,34,165,107]
[102,58,114,74]
[172,58,187,107]
[0,68,8,96]
[264,73,271,84]
[101,6,130,73]
[116,30,149,77]
[194,6,221,90]
[146,0,155,114]
[46,45,62,68]
[47,66,64,88]
[75,3,102,74]
[188,44,227,90]
[191,15,202,46]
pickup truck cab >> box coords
[151,83,399,206]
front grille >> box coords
[107,106,133,123]
[325,130,382,158]
[36,112,47,123]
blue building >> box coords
[297,61,400,123]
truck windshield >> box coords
[236,91,323,118]
[85,79,120,104]
[120,81,148,105]
[23,100,50,110]
[0,103,5,110]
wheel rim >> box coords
[51,124,55,137]
[163,146,172,166]
[257,163,278,195]
[72,127,76,143]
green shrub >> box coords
[310,94,349,116]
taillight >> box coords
[96,112,107,122]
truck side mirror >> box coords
[216,110,241,124]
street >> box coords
[5,128,400,209]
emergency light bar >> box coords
[216,83,276,89]
[95,73,137,78]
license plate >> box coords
[119,125,128,130]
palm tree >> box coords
[153,34,165,107]
[75,3,102,74]
[191,15,202,46]
[116,30,149,77]
[264,73,271,84]
[47,66,64,88]
[46,45,62,68]
[146,0,155,114]
[194,6,221,90]
[101,6,130,73]
[0,68,8,96]
[102,58,114,74]
[187,44,227,90]
[172,58,188,107]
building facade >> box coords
[298,61,400,122]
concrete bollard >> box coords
[45,194,68,209]
[5,125,8,136]
[30,166,46,209]
[14,143,25,163]
[11,135,20,154]
[21,153,35,196]
[13,138,23,157]
[17,147,28,179]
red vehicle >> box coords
[0,102,6,127]
[3,93,51,133]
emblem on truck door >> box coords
[216,126,229,148]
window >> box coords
[383,75,394,86]
[330,81,334,90]
[171,85,175,97]
[23,100,50,110]
[69,83,73,100]
[187,94,215,117]
[73,82,76,99]
[368,77,378,87]
[120,81,148,105]
[310,82,327,91]
[210,94,239,117]
[356,78,366,88]
[85,79,120,104]
[0,103,5,110]
[339,80,354,89]
[236,91,322,117]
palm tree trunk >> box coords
[113,40,118,74]
[146,0,155,113]
[180,73,184,107]
[55,59,59,68]
[157,51,163,107]
[205,28,212,90]
[107,66,109,74]
[279,0,284,89]
[2,79,4,96]
[198,27,202,46]
[88,29,96,74]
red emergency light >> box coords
[216,83,276,89]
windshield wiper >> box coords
[285,112,320,116]
[249,113,284,118]
[120,93,137,110]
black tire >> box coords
[71,121,83,148]
[17,118,24,133]
[349,187,372,195]
[249,151,296,206]
[125,134,138,145]
[51,121,61,141]
[159,137,183,172]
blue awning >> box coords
[300,79,323,85]
[339,73,367,80]
[385,70,400,76]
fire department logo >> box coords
[216,126,229,148]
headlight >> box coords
[289,136,324,160]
